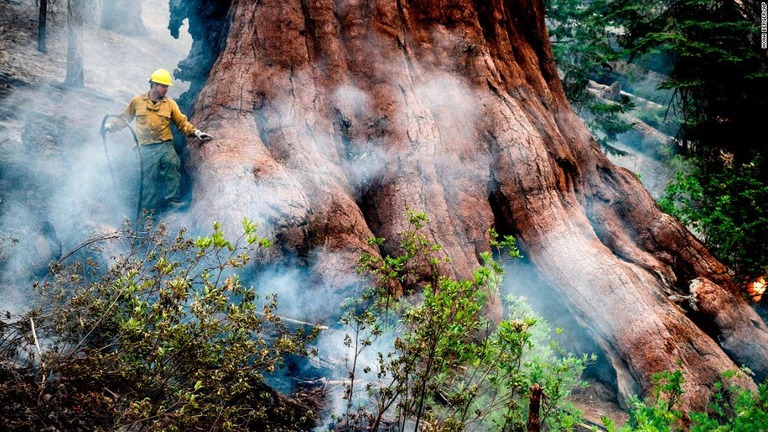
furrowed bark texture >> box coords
[176,0,768,411]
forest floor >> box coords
[0,0,191,136]
[0,0,630,429]
[0,0,191,254]
[0,0,192,306]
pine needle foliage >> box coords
[547,0,768,279]
[546,0,636,154]
[612,0,768,166]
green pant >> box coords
[139,141,181,212]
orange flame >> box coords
[748,276,767,302]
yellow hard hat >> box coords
[149,68,174,86]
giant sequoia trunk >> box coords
[171,0,768,412]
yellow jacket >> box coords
[119,93,197,144]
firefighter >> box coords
[105,68,212,213]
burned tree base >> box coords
[168,0,768,415]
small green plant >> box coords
[341,211,590,431]
[603,368,768,431]
[618,370,686,431]
[689,372,768,431]
[0,218,318,431]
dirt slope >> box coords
[0,0,191,306]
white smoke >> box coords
[1,3,610,428]
[0,0,192,313]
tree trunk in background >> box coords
[173,0,768,413]
[101,0,147,36]
[37,0,47,54]
[64,0,84,88]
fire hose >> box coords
[100,114,144,222]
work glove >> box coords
[194,129,213,142]
[104,121,120,133]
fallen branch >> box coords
[57,231,121,263]
[255,311,329,331]
[29,317,46,386]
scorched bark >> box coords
[173,0,768,412]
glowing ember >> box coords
[748,276,767,302]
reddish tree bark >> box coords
[175,0,768,412]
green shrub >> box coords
[339,211,591,431]
[0,218,319,431]
[604,369,768,431]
